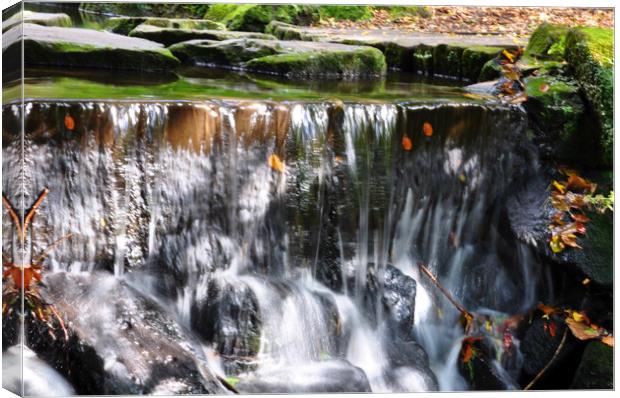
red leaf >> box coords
[423,122,433,137]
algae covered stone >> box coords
[3,23,180,71]
[461,46,503,81]
[128,23,275,46]
[525,23,569,60]
[564,27,613,167]
[3,10,72,32]
[245,44,386,78]
[106,17,225,35]
[170,38,282,66]
[206,4,320,32]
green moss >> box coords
[571,341,613,389]
[525,23,569,60]
[16,39,180,72]
[245,48,386,78]
[170,39,281,66]
[105,17,146,35]
[479,59,501,81]
[565,26,613,167]
[318,6,373,21]
[378,6,431,19]
[80,3,209,19]
[433,44,465,79]
[461,46,503,82]
[206,5,320,32]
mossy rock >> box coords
[571,341,613,389]
[432,44,465,79]
[265,21,315,41]
[106,17,225,36]
[3,11,72,32]
[170,38,282,66]
[3,23,180,72]
[565,27,613,167]
[245,46,386,78]
[128,24,275,47]
[206,4,320,32]
[525,23,569,60]
[461,46,503,81]
[411,44,434,75]
[524,75,589,162]
[80,3,209,19]
[479,59,501,81]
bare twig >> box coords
[32,233,73,265]
[418,263,473,319]
[23,188,49,241]
[2,194,22,241]
[524,328,569,390]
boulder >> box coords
[235,360,371,393]
[524,23,569,60]
[3,10,71,32]
[3,271,229,395]
[571,341,613,389]
[2,24,180,72]
[171,38,386,77]
[105,16,225,36]
[564,27,613,167]
[128,23,275,47]
[507,172,613,287]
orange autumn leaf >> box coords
[601,335,614,347]
[540,83,550,93]
[462,343,474,363]
[566,318,600,341]
[423,122,433,137]
[538,303,555,318]
[268,154,285,173]
[64,115,75,130]
[402,135,413,151]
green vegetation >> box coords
[80,3,210,19]
[525,23,569,60]
[317,6,373,21]
[376,5,431,19]
[205,4,320,32]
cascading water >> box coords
[2,97,544,393]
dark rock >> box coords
[458,338,518,390]
[8,271,228,395]
[190,279,262,374]
[385,338,439,391]
[2,24,180,72]
[128,24,275,47]
[235,359,371,393]
[571,341,613,389]
[521,318,579,379]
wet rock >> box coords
[571,341,613,389]
[3,10,71,32]
[520,318,579,379]
[507,172,613,287]
[235,360,371,393]
[9,271,228,395]
[382,265,417,339]
[106,16,225,35]
[458,338,518,390]
[190,279,262,375]
[128,24,275,47]
[2,24,180,72]
[385,339,439,391]
[170,38,282,66]
[266,20,315,41]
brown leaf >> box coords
[601,335,614,347]
[538,303,556,317]
[570,213,591,223]
[566,318,600,341]
[402,135,413,151]
[423,122,433,137]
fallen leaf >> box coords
[601,335,614,347]
[570,213,590,223]
[64,115,75,130]
[423,122,433,137]
[268,154,285,173]
[549,235,564,253]
[402,135,413,151]
[462,343,474,363]
[549,321,557,337]
[566,318,600,340]
[552,180,566,193]
[538,303,556,318]
[540,83,550,93]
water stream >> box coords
[3,98,544,393]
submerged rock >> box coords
[235,359,372,393]
[2,10,71,32]
[2,24,180,72]
[128,23,275,46]
[9,271,228,395]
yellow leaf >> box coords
[550,235,564,253]
[552,180,566,193]
[571,311,584,322]
[566,318,600,340]
[269,154,285,173]
[502,49,515,62]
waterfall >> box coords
[3,98,542,392]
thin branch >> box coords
[23,187,49,241]
[524,328,568,390]
[2,194,22,242]
[32,233,73,266]
[418,262,473,318]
